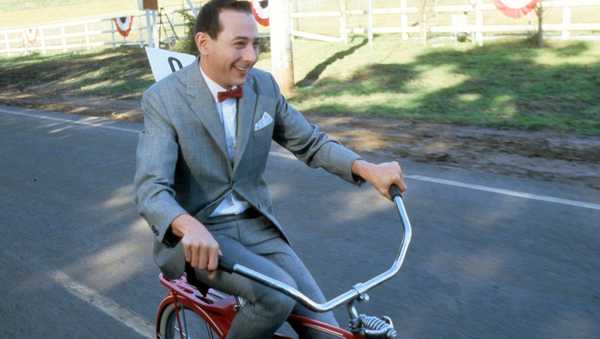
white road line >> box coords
[269,152,600,210]
[0,247,153,338]
[0,107,139,133]
[405,174,600,211]
[2,107,599,211]
[49,271,154,338]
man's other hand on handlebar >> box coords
[352,160,407,199]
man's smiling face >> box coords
[196,9,259,89]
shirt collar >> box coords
[199,64,227,104]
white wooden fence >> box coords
[292,0,600,45]
[2,0,600,56]
[0,5,193,56]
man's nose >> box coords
[242,44,257,63]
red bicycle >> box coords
[155,186,411,339]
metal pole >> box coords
[146,10,155,47]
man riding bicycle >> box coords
[134,0,406,337]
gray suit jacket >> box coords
[134,62,361,279]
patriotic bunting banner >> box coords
[494,0,540,18]
[23,28,39,44]
[251,0,269,27]
[113,16,135,38]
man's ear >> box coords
[194,32,210,56]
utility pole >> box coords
[269,0,295,95]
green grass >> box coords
[1,37,599,135]
[278,37,600,135]
[0,47,153,99]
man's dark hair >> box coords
[194,0,253,40]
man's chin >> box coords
[231,75,248,87]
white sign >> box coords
[145,47,196,82]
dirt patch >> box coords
[2,89,599,190]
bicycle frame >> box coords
[156,187,411,339]
[158,275,357,338]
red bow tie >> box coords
[217,87,243,102]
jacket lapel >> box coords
[184,62,229,162]
[233,80,258,174]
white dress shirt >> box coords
[199,67,250,216]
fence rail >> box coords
[292,0,600,45]
[0,4,193,56]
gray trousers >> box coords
[192,215,339,338]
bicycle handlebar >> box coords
[217,184,412,312]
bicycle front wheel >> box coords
[158,302,222,339]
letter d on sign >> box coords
[145,47,196,82]
[168,57,184,73]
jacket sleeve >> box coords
[269,74,364,185]
[134,90,188,243]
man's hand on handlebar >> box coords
[171,214,221,280]
[352,160,407,199]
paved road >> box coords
[1,105,599,339]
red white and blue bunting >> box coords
[494,0,540,18]
[23,28,39,44]
[113,16,135,38]
[251,0,269,27]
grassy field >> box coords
[1,36,599,135]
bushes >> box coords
[171,10,198,55]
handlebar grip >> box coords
[218,256,236,273]
[389,184,403,201]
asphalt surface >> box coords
[1,105,599,339]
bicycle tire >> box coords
[157,302,222,339]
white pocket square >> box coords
[254,112,273,131]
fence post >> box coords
[475,0,484,46]
[339,0,348,44]
[111,19,117,47]
[3,31,9,55]
[138,14,145,46]
[420,0,428,46]
[61,25,67,52]
[367,0,373,46]
[561,5,571,40]
[40,28,46,54]
[292,0,300,32]
[270,0,295,95]
[84,22,91,50]
[400,0,408,40]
